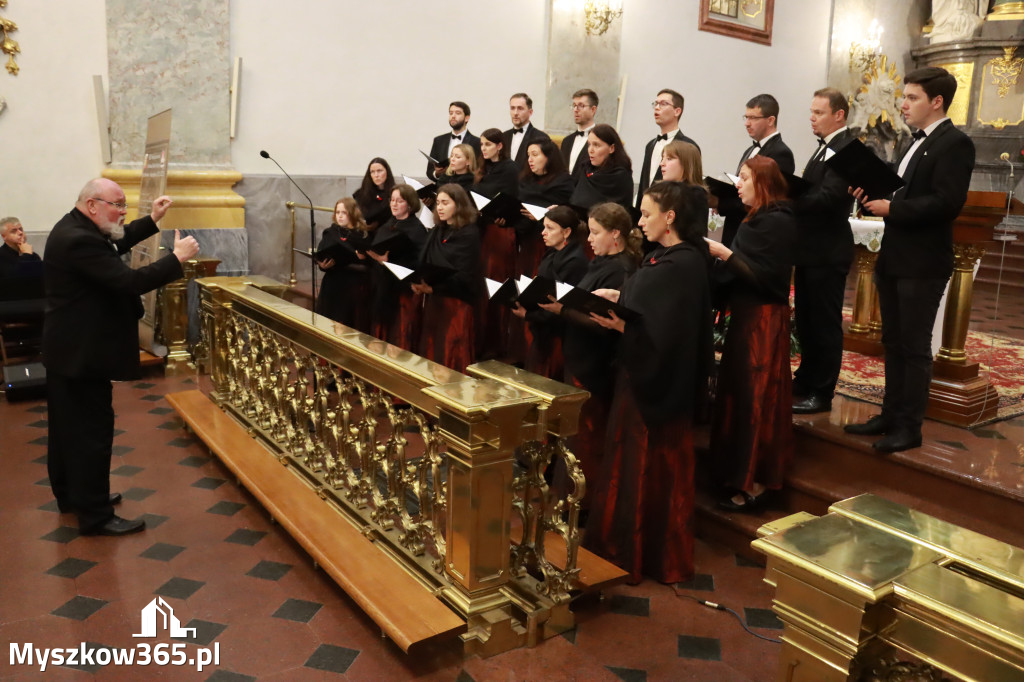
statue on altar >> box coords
[929,0,985,44]
[848,56,913,163]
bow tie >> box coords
[513,128,524,135]
[912,129,926,140]
[751,140,761,149]
[451,133,462,140]
[656,133,668,141]
[816,137,827,147]
[576,130,587,138]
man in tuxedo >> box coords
[0,216,41,277]
[846,67,975,452]
[634,89,700,212]
[791,87,856,415]
[426,101,481,181]
[718,94,795,247]
[503,92,551,170]
[560,88,599,179]
[43,178,199,535]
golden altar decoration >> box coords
[754,494,1024,681]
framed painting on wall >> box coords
[699,0,774,46]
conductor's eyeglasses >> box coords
[93,198,128,210]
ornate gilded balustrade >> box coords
[195,276,600,654]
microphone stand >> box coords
[261,150,317,313]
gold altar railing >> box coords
[753,494,1024,681]
[196,276,595,655]
[285,201,334,286]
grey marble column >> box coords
[544,0,623,136]
[106,0,231,169]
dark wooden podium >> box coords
[927,191,1023,427]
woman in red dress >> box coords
[315,197,372,333]
[367,184,428,351]
[541,203,639,509]
[472,128,520,360]
[511,206,588,379]
[585,181,714,584]
[706,155,796,512]
[413,184,482,373]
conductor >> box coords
[43,178,199,535]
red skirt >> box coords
[477,222,517,359]
[554,375,609,511]
[584,369,695,584]
[710,298,793,492]
[524,324,564,380]
[420,294,475,373]
[374,290,422,354]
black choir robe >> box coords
[569,163,634,216]
[353,186,393,229]
[419,222,483,372]
[562,252,637,398]
[718,133,795,248]
[315,223,372,332]
[439,172,475,190]
[524,240,589,378]
[471,159,520,200]
[369,215,428,347]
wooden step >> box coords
[695,418,1024,560]
[166,390,465,652]
[509,524,629,591]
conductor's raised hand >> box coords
[150,196,173,223]
[172,229,200,263]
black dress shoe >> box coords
[792,395,832,414]
[718,489,771,512]
[80,515,146,536]
[843,415,890,436]
[872,432,922,453]
[57,492,123,514]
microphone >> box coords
[1000,152,1015,216]
[260,150,318,311]
[260,150,312,206]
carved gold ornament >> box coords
[990,46,1023,98]
[0,0,18,76]
[741,0,763,19]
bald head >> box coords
[76,177,127,238]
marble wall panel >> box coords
[545,0,623,135]
[234,175,360,283]
[106,0,231,167]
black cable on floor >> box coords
[674,590,783,644]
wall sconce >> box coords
[850,19,883,77]
[584,0,623,36]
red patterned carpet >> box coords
[795,328,1024,424]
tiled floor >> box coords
[1,373,782,681]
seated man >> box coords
[0,217,41,278]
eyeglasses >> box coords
[742,115,767,122]
[651,100,675,109]
[571,103,594,110]
[93,198,128,210]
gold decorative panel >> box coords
[977,49,1024,129]
[935,61,974,127]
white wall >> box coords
[617,1,834,182]
[229,1,551,177]
[2,0,836,233]
[0,0,108,232]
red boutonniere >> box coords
[649,256,657,264]
[586,171,594,178]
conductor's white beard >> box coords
[98,219,125,241]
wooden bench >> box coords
[166,390,465,652]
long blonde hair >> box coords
[662,141,706,190]
[446,143,479,176]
